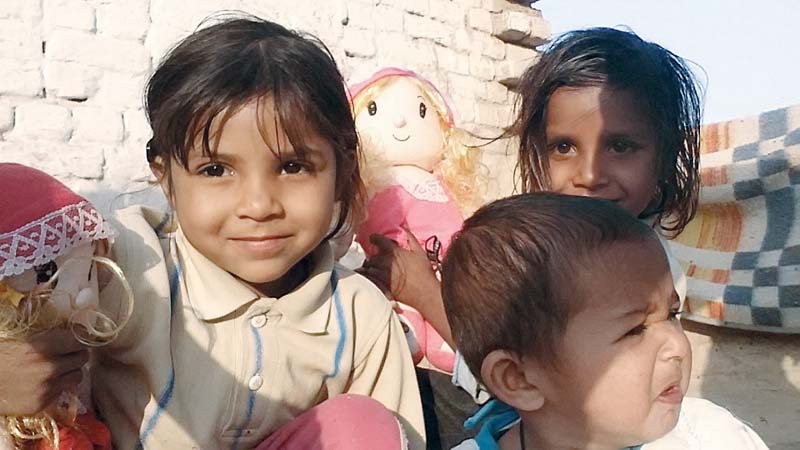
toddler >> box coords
[444,193,768,450]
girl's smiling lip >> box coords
[230,235,292,255]
[392,134,410,142]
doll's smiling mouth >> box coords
[392,134,410,142]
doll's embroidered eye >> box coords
[419,102,427,118]
[35,261,58,284]
[368,101,377,116]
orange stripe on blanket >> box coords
[686,264,730,284]
[700,166,728,187]
[685,297,725,320]
[675,203,743,251]
[700,122,730,154]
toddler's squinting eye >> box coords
[625,323,647,337]
[368,101,378,116]
[419,102,427,118]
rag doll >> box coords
[350,68,483,373]
[0,163,133,450]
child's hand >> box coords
[0,329,88,415]
[359,230,455,348]
[360,230,440,311]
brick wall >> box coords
[0,0,549,209]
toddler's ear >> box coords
[481,350,545,413]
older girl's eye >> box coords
[609,140,636,154]
[200,164,228,177]
[549,142,575,156]
[419,102,427,118]
[368,101,378,116]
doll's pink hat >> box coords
[0,163,115,280]
[348,67,455,127]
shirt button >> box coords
[250,314,267,328]
[248,374,264,391]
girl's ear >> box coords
[481,350,546,413]
[149,156,173,204]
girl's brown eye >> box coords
[419,102,427,118]
[201,164,226,177]
[368,101,377,116]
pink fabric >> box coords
[0,163,88,233]
[356,184,463,259]
[356,182,462,373]
[0,163,114,279]
[254,394,405,450]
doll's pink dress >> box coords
[357,174,463,373]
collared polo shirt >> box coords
[93,206,424,450]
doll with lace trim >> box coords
[0,163,133,450]
[350,68,484,373]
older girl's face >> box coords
[545,85,659,216]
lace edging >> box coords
[0,201,116,280]
[394,176,450,203]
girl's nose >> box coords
[572,152,609,190]
[393,115,407,128]
[236,177,284,221]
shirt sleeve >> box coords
[346,288,426,450]
[643,397,770,450]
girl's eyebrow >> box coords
[603,130,648,141]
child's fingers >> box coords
[49,367,84,395]
[49,349,90,379]
[368,233,399,255]
[29,328,83,357]
[401,227,425,254]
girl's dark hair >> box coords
[511,27,703,235]
[145,14,363,238]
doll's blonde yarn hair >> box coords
[350,71,485,215]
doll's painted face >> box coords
[355,77,446,172]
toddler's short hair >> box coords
[442,193,656,379]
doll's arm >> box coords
[360,231,454,349]
[0,329,87,415]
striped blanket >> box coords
[670,105,800,332]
